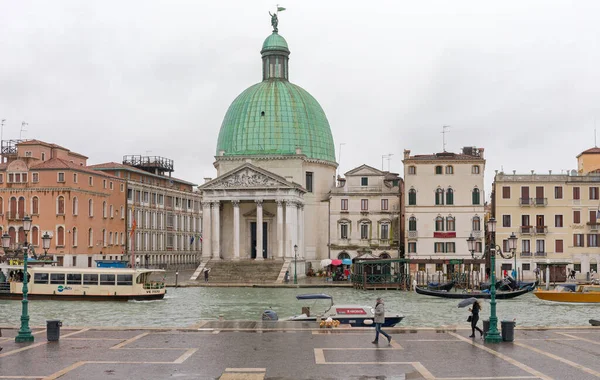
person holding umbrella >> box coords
[458,298,483,339]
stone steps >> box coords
[201,260,284,283]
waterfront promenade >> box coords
[1,322,599,379]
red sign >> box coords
[336,308,367,315]
[434,232,456,238]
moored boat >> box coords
[534,284,600,303]
[286,293,404,327]
[427,280,455,291]
[0,264,166,301]
[415,286,532,299]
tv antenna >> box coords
[20,121,28,140]
[337,142,346,177]
[441,125,450,152]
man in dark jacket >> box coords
[372,297,392,345]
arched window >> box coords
[408,188,417,205]
[31,226,39,246]
[72,227,78,247]
[446,216,455,231]
[88,228,93,247]
[32,196,39,215]
[102,229,107,247]
[472,165,481,174]
[446,188,454,205]
[435,216,444,232]
[57,226,65,246]
[120,206,124,219]
[408,166,416,175]
[102,201,107,218]
[0,196,3,214]
[8,226,16,245]
[380,221,390,240]
[57,196,65,215]
[339,219,350,240]
[408,216,417,231]
[435,165,443,175]
[472,188,481,205]
[359,221,371,240]
[9,197,17,219]
[18,227,24,244]
[109,205,114,219]
[380,252,391,259]
[472,216,481,231]
[445,165,454,174]
[435,188,444,205]
[18,196,25,217]
[72,197,78,215]
[109,231,113,245]
[88,199,93,217]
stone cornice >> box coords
[0,186,111,197]
[214,155,337,168]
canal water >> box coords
[0,288,596,328]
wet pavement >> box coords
[1,323,599,379]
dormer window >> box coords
[361,177,368,186]
[41,152,45,161]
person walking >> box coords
[204,268,209,282]
[468,300,484,338]
[372,297,392,345]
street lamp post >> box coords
[15,215,34,343]
[293,244,298,284]
[467,218,517,344]
[41,232,51,259]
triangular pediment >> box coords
[243,208,276,218]
[344,164,385,177]
[199,163,301,190]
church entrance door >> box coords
[250,222,268,259]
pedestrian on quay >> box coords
[284,270,290,283]
[372,297,392,345]
[204,268,210,282]
[468,300,484,339]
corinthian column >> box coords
[201,202,211,261]
[233,200,240,260]
[276,200,284,259]
[297,203,304,258]
[211,201,220,260]
[255,200,263,260]
[285,201,297,258]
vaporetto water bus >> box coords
[0,264,166,301]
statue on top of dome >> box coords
[269,11,278,33]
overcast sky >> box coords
[1,1,599,196]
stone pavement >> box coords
[1,322,599,379]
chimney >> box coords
[203,177,212,183]
[403,149,411,159]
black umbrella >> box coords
[457,297,478,308]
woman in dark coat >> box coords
[469,300,484,338]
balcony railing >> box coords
[520,226,533,234]
[520,251,532,257]
[408,230,418,240]
[535,226,548,235]
[588,223,600,231]
[534,197,547,206]
[534,251,547,257]
[519,198,533,206]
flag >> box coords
[199,233,203,242]
[190,236,195,245]
[129,205,137,238]
[277,6,286,12]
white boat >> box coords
[286,294,404,327]
[0,264,166,301]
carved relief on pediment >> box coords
[210,168,283,189]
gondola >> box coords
[427,280,455,291]
[415,286,532,299]
[590,319,600,326]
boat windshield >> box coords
[554,286,574,292]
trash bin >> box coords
[501,320,516,342]
[483,319,489,339]
[46,320,62,342]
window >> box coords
[588,234,599,247]
[34,273,49,284]
[72,227,78,247]
[435,216,444,231]
[435,263,443,271]
[554,239,563,253]
[380,224,389,240]
[445,242,456,253]
[89,176,93,186]
[472,165,480,174]
[592,264,598,273]
[83,274,98,285]
[408,217,417,231]
[57,196,65,215]
[73,197,78,215]
[109,181,114,190]
[555,186,563,199]
[574,264,581,272]
[475,242,482,253]
[110,205,114,219]
[120,183,124,192]
[73,173,78,183]
[57,172,65,182]
[50,273,65,284]
[408,166,416,175]
[67,274,82,285]
[57,226,65,246]
[472,188,480,205]
[573,187,580,200]
[381,199,388,210]
[32,197,39,214]
[472,216,481,231]
[574,210,581,224]
[434,242,445,253]
[305,172,313,192]
[435,188,444,205]
[0,174,3,183]
[435,166,442,175]
[360,199,368,211]
[591,187,599,200]
[103,179,107,189]
[574,234,584,247]
[446,188,454,205]
[445,166,454,174]
[102,201,107,218]
[361,177,368,186]
[408,242,417,253]
[446,216,455,231]
[100,274,115,286]
[340,224,348,239]
[535,240,545,253]
[522,240,531,253]
[32,173,39,183]
[522,263,531,271]
[408,189,416,205]
[555,215,563,227]
[88,199,93,217]
[590,210,597,224]
[360,224,369,239]
[117,275,133,286]
[88,228,93,247]
[502,239,509,252]
[41,152,45,161]
[502,215,511,227]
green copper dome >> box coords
[216,31,336,163]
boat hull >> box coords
[289,316,403,327]
[534,291,600,303]
[415,286,532,299]
[0,293,165,301]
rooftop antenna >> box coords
[20,121,28,140]
[0,119,5,162]
[595,118,597,148]
[337,142,346,177]
[441,125,450,152]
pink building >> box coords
[0,140,126,267]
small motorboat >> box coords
[286,293,404,327]
[589,319,600,326]
[534,284,600,303]
[427,280,455,291]
[415,286,532,299]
